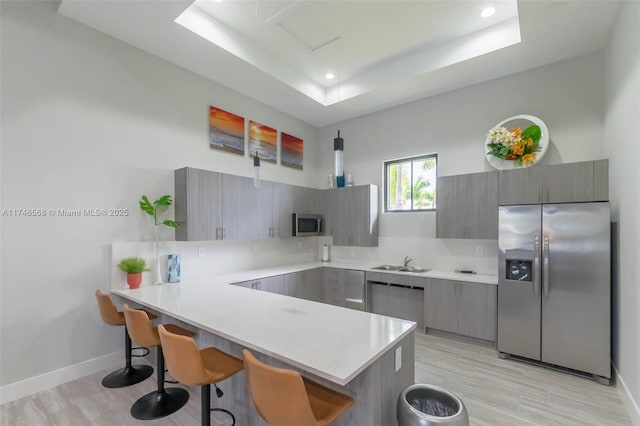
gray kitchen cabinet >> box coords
[542,161,595,203]
[593,159,609,201]
[258,274,284,294]
[293,186,323,216]
[498,160,609,205]
[498,167,544,205]
[324,185,379,247]
[234,275,284,294]
[424,279,458,334]
[323,268,346,307]
[222,174,263,240]
[436,171,498,239]
[323,268,366,309]
[286,269,325,302]
[457,282,497,341]
[175,167,223,241]
[270,182,292,239]
[424,278,497,341]
[175,167,323,241]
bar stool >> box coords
[158,324,244,426]
[242,349,354,426]
[122,304,195,420]
[95,290,154,388]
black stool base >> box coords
[130,387,189,420]
[101,365,153,388]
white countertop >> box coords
[112,261,495,386]
[114,275,415,387]
[214,260,498,286]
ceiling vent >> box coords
[275,3,340,51]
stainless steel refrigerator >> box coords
[497,202,610,383]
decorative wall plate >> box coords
[485,114,549,170]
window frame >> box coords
[383,153,438,213]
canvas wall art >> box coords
[249,120,277,164]
[209,106,245,155]
[281,132,303,170]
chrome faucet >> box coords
[403,256,414,267]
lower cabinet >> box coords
[283,269,325,303]
[323,268,366,310]
[424,278,497,341]
[232,269,326,303]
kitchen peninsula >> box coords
[112,267,416,426]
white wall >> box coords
[604,0,640,421]
[0,0,321,393]
[318,52,606,239]
[318,52,606,278]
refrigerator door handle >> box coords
[534,235,541,298]
[543,234,550,300]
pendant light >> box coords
[334,131,344,187]
[253,151,261,188]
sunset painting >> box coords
[281,132,303,170]
[249,121,277,164]
[209,106,245,155]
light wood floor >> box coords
[1,331,632,426]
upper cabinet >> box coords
[436,171,498,239]
[323,184,379,247]
[499,159,609,205]
[175,167,222,241]
[175,168,378,244]
[176,167,296,241]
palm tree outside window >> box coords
[384,154,437,212]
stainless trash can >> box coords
[397,384,469,426]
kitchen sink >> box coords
[371,265,430,273]
[371,265,404,271]
[398,267,430,273]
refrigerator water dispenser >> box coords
[506,259,532,282]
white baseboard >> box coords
[0,350,124,405]
[614,365,640,426]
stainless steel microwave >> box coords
[292,213,324,236]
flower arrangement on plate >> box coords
[485,115,549,170]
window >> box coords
[384,154,437,212]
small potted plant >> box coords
[117,257,151,289]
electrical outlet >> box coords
[475,246,484,256]
[198,247,205,257]
[395,346,402,372]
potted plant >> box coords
[117,257,150,289]
[139,195,183,284]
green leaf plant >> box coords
[139,195,183,284]
[138,195,184,229]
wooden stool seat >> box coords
[243,349,354,426]
[95,290,155,388]
[158,324,244,426]
[123,304,194,420]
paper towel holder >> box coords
[321,244,330,262]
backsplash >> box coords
[111,236,497,289]
[329,237,498,275]
[111,237,326,289]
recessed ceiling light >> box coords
[481,7,496,18]
[325,72,335,80]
